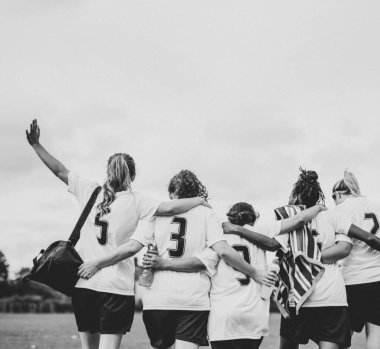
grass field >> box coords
[0,313,365,349]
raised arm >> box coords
[211,241,277,286]
[223,222,281,252]
[155,198,211,216]
[26,119,69,185]
[321,241,352,264]
[347,224,380,252]
[78,239,144,279]
[143,253,205,272]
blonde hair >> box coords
[332,169,361,197]
[97,153,136,216]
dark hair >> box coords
[97,153,136,216]
[227,202,259,226]
[168,170,208,200]
[292,167,325,208]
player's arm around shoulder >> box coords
[155,198,211,216]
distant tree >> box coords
[0,250,9,282]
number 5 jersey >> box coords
[68,172,160,296]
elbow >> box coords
[342,245,352,258]
[267,239,281,252]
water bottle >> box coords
[260,257,280,300]
[138,243,158,287]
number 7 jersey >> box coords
[336,197,380,285]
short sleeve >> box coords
[196,248,220,277]
[206,210,226,247]
[274,234,289,251]
[130,219,155,246]
[331,210,352,236]
[251,219,281,238]
[68,172,99,207]
[135,192,160,220]
[335,233,353,245]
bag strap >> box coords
[68,186,102,246]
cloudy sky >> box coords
[1,1,380,275]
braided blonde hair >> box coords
[97,153,136,216]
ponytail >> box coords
[97,153,136,216]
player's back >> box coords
[208,221,276,341]
[336,197,380,285]
[143,205,223,311]
[301,209,351,307]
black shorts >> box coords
[211,338,263,349]
[346,281,380,332]
[143,310,209,349]
[280,307,351,347]
[72,288,135,334]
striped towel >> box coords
[274,205,325,318]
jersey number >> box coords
[232,244,251,286]
[168,217,187,258]
[94,212,109,246]
[364,213,380,236]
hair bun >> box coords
[299,167,318,182]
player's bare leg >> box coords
[175,339,199,349]
[98,333,123,349]
[318,341,339,349]
[365,322,380,349]
[78,332,100,349]
[279,336,299,349]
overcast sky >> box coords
[1,1,380,275]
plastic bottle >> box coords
[260,257,280,300]
[138,243,158,287]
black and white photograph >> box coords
[1,1,380,349]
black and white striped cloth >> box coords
[274,205,325,318]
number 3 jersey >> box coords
[68,172,160,295]
[335,197,380,285]
[130,205,225,311]
[203,219,281,341]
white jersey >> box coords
[336,197,380,285]
[277,210,352,307]
[68,172,160,295]
[203,219,281,341]
[131,206,225,311]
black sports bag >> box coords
[23,186,101,296]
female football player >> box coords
[223,169,379,349]
[78,169,285,349]
[26,119,211,349]
[142,202,328,349]
[332,170,380,349]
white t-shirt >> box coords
[276,210,352,307]
[336,197,380,285]
[68,172,160,295]
[204,219,281,341]
[130,206,225,310]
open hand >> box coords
[200,199,212,209]
[26,119,40,146]
[142,252,165,270]
[78,261,100,279]
[252,269,277,286]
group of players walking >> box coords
[26,119,380,349]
